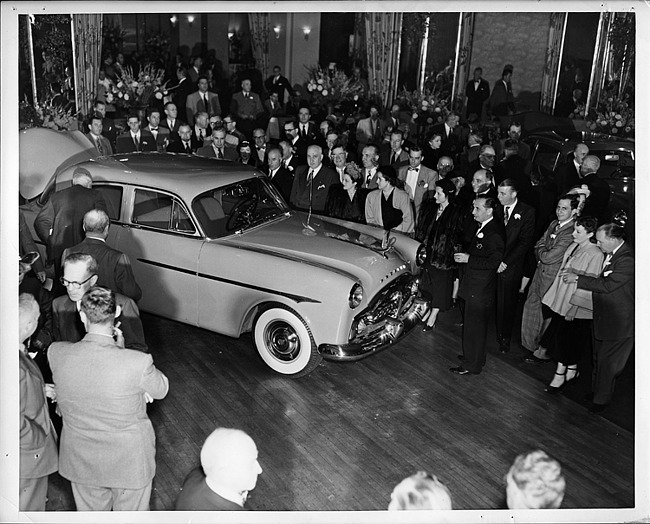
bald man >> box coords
[175,427,262,510]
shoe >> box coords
[423,323,435,332]
[545,371,567,394]
[449,366,479,375]
[524,355,551,364]
[588,403,608,414]
[565,366,580,384]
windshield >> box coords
[192,177,290,238]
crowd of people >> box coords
[17,55,634,513]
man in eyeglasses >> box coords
[52,253,147,352]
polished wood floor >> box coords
[43,300,636,516]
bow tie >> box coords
[150,127,158,131]
[408,167,418,172]
[257,146,265,150]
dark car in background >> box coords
[523,130,634,239]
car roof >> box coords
[65,153,263,197]
[526,130,635,152]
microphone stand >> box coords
[302,168,317,236]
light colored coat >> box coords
[397,164,438,218]
[48,334,168,489]
[365,187,414,234]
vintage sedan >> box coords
[20,129,429,377]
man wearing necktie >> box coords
[185,76,221,126]
[86,114,113,155]
[144,108,170,152]
[397,146,437,219]
[331,145,348,182]
[166,124,196,154]
[115,114,156,153]
[379,130,408,168]
[521,195,579,363]
[263,65,295,106]
[464,67,490,122]
[197,128,238,161]
[252,128,268,169]
[564,221,634,413]
[230,79,263,142]
[290,145,338,213]
[360,145,380,190]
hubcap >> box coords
[264,320,300,362]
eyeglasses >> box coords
[254,135,265,140]
[60,274,95,289]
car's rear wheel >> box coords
[253,303,322,377]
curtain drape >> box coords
[539,13,567,114]
[452,13,475,114]
[248,13,270,82]
[586,12,614,112]
[363,13,403,109]
[72,13,102,119]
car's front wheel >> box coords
[253,303,322,377]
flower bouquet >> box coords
[304,65,364,110]
[19,99,79,131]
[398,87,450,125]
[585,90,634,138]
[111,63,169,109]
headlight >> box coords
[348,283,364,309]
[416,244,427,266]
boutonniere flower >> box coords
[317,184,326,190]
[604,270,613,277]
[476,243,483,249]
[514,213,521,220]
[477,232,484,239]
[287,165,294,171]
[550,234,557,239]
[418,180,428,188]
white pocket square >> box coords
[604,270,613,277]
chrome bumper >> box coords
[319,276,430,361]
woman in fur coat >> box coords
[415,178,466,330]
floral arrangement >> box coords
[304,65,364,106]
[585,90,634,138]
[111,64,168,109]
[19,98,79,131]
[397,86,450,125]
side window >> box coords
[133,189,196,234]
[532,143,561,173]
[94,185,123,221]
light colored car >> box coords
[20,129,429,377]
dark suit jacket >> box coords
[580,173,611,224]
[196,143,239,161]
[53,294,148,352]
[143,125,171,152]
[160,117,183,136]
[494,155,534,205]
[167,139,195,154]
[62,237,142,302]
[172,77,193,118]
[494,201,536,280]
[577,242,634,340]
[290,165,339,213]
[264,74,294,102]
[86,132,113,155]
[458,218,505,302]
[378,149,409,169]
[115,130,157,153]
[34,185,107,266]
[266,165,294,203]
[553,158,581,196]
[465,78,490,119]
[430,123,462,162]
[20,350,58,480]
[48,333,168,489]
[175,466,247,511]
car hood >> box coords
[19,128,97,200]
[225,213,412,287]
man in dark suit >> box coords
[464,144,496,187]
[379,129,409,169]
[566,223,634,413]
[186,76,222,126]
[430,112,462,164]
[554,143,588,197]
[86,114,113,155]
[191,112,212,149]
[290,144,339,214]
[171,66,193,119]
[161,101,184,138]
[115,114,157,153]
[494,139,535,206]
[252,127,270,169]
[167,124,197,154]
[265,147,294,202]
[53,253,148,352]
[62,209,142,302]
[196,127,238,161]
[296,105,319,143]
[360,144,381,190]
[494,179,536,353]
[279,139,303,172]
[143,107,171,152]
[496,122,531,161]
[465,67,490,122]
[489,65,515,117]
[19,294,58,511]
[264,65,295,106]
[283,119,308,164]
[579,155,611,224]
[48,286,168,510]
[175,427,262,510]
[34,168,106,293]
[450,196,505,375]
[93,99,118,149]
